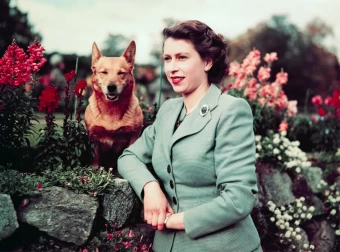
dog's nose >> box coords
[107,84,117,93]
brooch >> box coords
[200,104,209,117]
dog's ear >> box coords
[122,41,136,66]
[92,42,102,67]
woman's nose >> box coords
[168,61,179,72]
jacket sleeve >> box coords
[117,100,168,201]
[183,98,258,239]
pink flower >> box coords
[243,87,257,101]
[107,232,113,240]
[241,49,261,76]
[126,230,135,237]
[275,95,288,111]
[122,241,131,249]
[264,52,278,64]
[113,245,119,250]
[324,96,333,106]
[148,107,153,112]
[311,114,318,123]
[279,121,288,132]
[37,183,43,192]
[287,100,298,117]
[246,78,257,88]
[275,72,288,85]
[311,95,323,106]
[257,67,271,82]
[228,62,241,76]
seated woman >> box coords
[118,20,262,252]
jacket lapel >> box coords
[168,84,222,153]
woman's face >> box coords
[163,38,211,95]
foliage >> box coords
[41,165,115,196]
[0,168,50,197]
[255,132,311,172]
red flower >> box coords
[126,230,135,237]
[73,80,87,97]
[332,90,340,109]
[107,232,113,240]
[228,83,233,89]
[27,38,47,73]
[64,70,76,82]
[0,40,30,86]
[311,95,323,106]
[0,104,4,111]
[324,96,333,106]
[221,86,227,93]
[317,107,326,117]
[37,183,43,192]
[79,177,87,184]
[113,245,119,251]
[336,108,340,118]
[38,86,61,113]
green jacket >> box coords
[118,84,262,252]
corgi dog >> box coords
[84,41,143,170]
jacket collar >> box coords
[162,84,222,163]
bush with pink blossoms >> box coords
[224,50,297,136]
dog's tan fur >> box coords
[85,41,143,169]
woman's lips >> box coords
[171,77,184,85]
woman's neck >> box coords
[183,83,210,114]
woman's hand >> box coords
[143,181,174,231]
[165,212,185,230]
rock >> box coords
[259,169,296,206]
[311,196,325,216]
[102,178,141,228]
[0,194,19,240]
[301,167,323,193]
[17,186,98,245]
[303,219,336,252]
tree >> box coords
[101,34,131,57]
[0,0,41,56]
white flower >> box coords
[268,144,273,149]
[285,230,291,238]
[330,209,336,215]
[300,197,305,202]
[274,209,281,215]
[280,131,287,136]
[270,217,275,222]
[309,206,315,212]
[335,229,340,236]
[269,206,276,212]
[306,213,313,219]
[302,206,307,211]
[294,220,300,225]
[273,138,280,145]
[273,148,280,155]
[300,213,306,219]
[292,231,296,236]
[255,135,261,142]
[303,244,308,249]
[296,227,301,232]
[256,144,262,151]
[278,155,282,160]
[295,167,301,173]
[296,234,302,240]
[310,244,315,249]
[280,206,286,211]
[255,153,259,159]
[267,201,273,205]
[280,224,285,229]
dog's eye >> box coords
[100,71,108,75]
[118,71,126,75]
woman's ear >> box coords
[204,58,213,72]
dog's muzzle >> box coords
[106,84,119,101]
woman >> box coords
[118,20,262,252]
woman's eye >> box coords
[118,71,126,75]
[179,55,187,59]
[100,71,108,75]
[163,57,170,61]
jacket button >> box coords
[167,165,171,173]
[172,197,177,205]
[170,180,174,189]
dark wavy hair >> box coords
[162,20,228,84]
